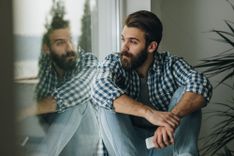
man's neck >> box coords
[136,53,154,78]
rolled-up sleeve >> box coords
[173,58,213,104]
[91,55,126,111]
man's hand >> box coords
[153,126,175,149]
[145,109,180,131]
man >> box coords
[91,10,212,156]
[20,16,100,156]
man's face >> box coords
[48,27,77,71]
[120,26,148,70]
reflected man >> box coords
[22,16,100,156]
[91,10,212,156]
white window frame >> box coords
[91,0,121,61]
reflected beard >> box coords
[120,48,148,70]
[50,51,77,71]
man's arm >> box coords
[172,58,212,107]
[18,96,56,121]
[114,94,180,130]
[152,57,212,149]
[54,53,98,112]
[92,54,180,129]
[171,91,205,117]
[153,92,205,149]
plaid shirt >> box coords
[35,51,109,155]
[91,51,212,111]
[35,51,98,112]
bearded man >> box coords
[91,10,213,156]
[20,16,100,156]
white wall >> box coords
[152,0,234,150]
[152,0,234,64]
[124,0,151,15]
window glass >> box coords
[14,0,97,80]
[14,0,121,154]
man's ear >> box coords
[147,41,158,53]
[42,44,50,54]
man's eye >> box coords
[55,40,65,45]
[130,40,137,44]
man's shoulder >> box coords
[157,51,181,63]
[100,53,121,67]
[156,51,193,72]
[78,51,98,67]
[79,51,98,61]
[105,53,120,61]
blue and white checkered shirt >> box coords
[35,52,109,155]
[91,51,212,111]
[35,51,98,112]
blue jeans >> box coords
[33,102,100,156]
[99,87,202,156]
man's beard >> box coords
[50,50,77,71]
[120,47,148,70]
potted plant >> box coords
[195,1,234,155]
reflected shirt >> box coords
[35,51,98,112]
[91,51,213,111]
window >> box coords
[14,0,121,153]
[14,0,121,81]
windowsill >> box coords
[14,77,39,84]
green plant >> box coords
[195,0,234,155]
[195,22,234,87]
[198,99,234,155]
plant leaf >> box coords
[225,20,234,34]
[213,30,234,47]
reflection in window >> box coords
[14,0,99,154]
[14,0,121,154]
[14,0,96,81]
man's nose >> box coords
[66,41,74,51]
[121,41,129,52]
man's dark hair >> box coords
[42,16,70,46]
[125,10,163,46]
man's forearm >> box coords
[114,94,151,118]
[171,91,205,118]
[37,96,57,114]
[113,94,180,129]
[18,96,57,120]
